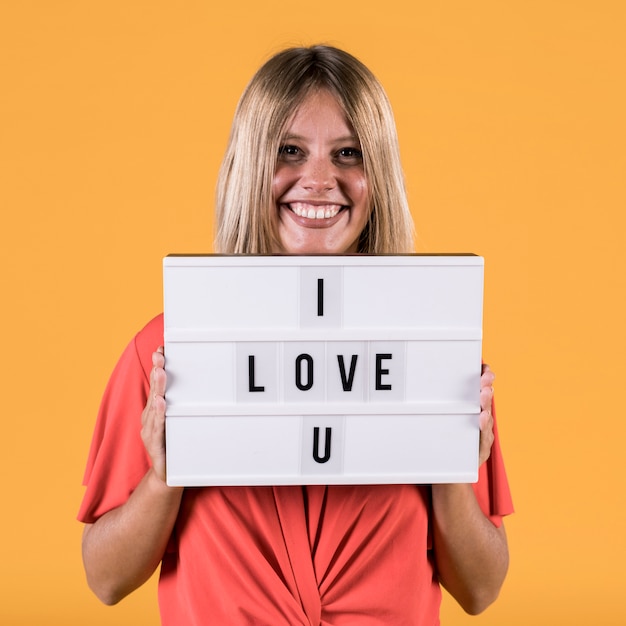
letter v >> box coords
[337,355,358,392]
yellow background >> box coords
[1,1,624,624]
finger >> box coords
[150,347,166,394]
[480,366,495,388]
[142,384,166,439]
[478,413,495,466]
[479,407,493,431]
[143,350,167,427]
[152,345,165,368]
[152,363,167,398]
[480,390,493,411]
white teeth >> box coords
[289,202,342,220]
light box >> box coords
[163,254,484,486]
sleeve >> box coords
[472,397,514,527]
[77,315,164,524]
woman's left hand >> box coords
[478,364,496,466]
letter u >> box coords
[313,426,332,463]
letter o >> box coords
[295,353,314,391]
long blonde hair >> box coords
[215,45,413,254]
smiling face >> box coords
[272,89,371,254]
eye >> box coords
[278,144,303,160]
[336,147,363,162]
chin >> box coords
[277,230,350,254]
[284,242,357,255]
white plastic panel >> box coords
[165,414,478,486]
[342,265,483,328]
[163,254,484,486]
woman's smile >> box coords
[287,201,343,220]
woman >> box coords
[79,45,513,625]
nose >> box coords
[300,155,336,192]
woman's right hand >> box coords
[141,346,168,483]
[83,346,184,605]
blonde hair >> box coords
[215,45,414,254]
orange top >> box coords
[79,314,513,625]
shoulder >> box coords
[136,313,164,347]
[132,313,164,378]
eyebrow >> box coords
[280,133,360,144]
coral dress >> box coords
[79,315,513,625]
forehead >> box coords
[282,89,356,138]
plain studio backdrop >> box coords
[1,1,624,624]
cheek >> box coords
[272,167,293,202]
[351,175,370,207]
[359,179,369,199]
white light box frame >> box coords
[163,254,484,486]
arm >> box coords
[431,365,510,614]
[82,347,184,605]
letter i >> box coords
[317,278,324,317]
